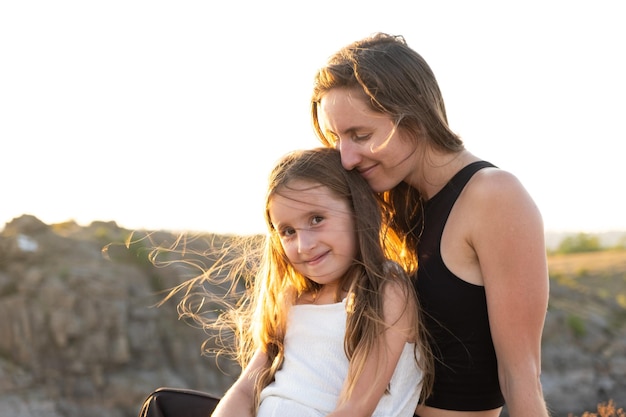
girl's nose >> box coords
[297,230,316,253]
[338,140,360,171]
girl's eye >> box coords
[311,216,324,226]
[279,227,296,238]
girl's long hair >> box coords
[160,147,432,411]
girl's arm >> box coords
[327,280,416,417]
[211,349,268,417]
[471,169,550,417]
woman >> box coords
[311,33,550,417]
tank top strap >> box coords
[424,161,497,232]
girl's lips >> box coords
[306,251,329,265]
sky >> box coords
[1,1,625,236]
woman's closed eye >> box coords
[351,132,371,142]
[325,131,370,145]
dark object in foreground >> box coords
[139,387,220,417]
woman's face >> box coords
[318,88,418,193]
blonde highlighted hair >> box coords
[161,147,432,411]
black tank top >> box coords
[416,161,505,410]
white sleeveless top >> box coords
[258,299,423,417]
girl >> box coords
[144,147,432,417]
[311,33,550,417]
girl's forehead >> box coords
[271,180,333,204]
[269,181,347,216]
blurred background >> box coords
[1,215,624,417]
[1,1,625,416]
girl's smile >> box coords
[268,179,357,287]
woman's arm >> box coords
[327,279,417,417]
[471,169,550,417]
[211,349,268,417]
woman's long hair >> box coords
[311,32,464,246]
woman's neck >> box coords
[412,149,478,199]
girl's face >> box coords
[318,88,419,193]
[268,180,357,289]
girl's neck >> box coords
[299,283,346,305]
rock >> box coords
[0,215,236,417]
[1,214,624,417]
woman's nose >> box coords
[338,140,360,171]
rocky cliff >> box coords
[0,215,624,417]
